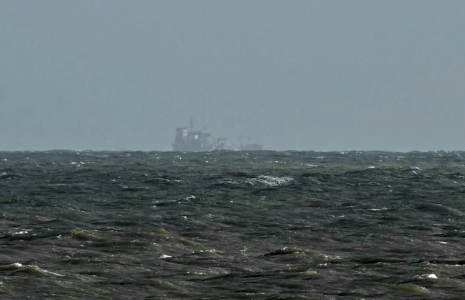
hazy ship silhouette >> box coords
[172,121,262,152]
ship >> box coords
[172,127,215,152]
[172,121,263,152]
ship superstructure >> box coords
[172,121,263,152]
[172,127,214,152]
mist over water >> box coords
[1,150,465,299]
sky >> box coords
[1,1,464,151]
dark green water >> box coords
[1,150,465,299]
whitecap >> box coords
[34,266,65,277]
[415,273,437,280]
[368,207,388,211]
[0,262,22,270]
[246,175,293,187]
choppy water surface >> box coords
[1,150,465,299]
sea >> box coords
[0,150,464,299]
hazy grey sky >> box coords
[1,1,464,151]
